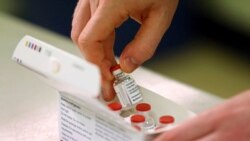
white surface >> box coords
[0,13,223,141]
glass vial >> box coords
[110,64,143,110]
[156,115,175,130]
[136,103,156,131]
[107,102,122,115]
[130,114,145,131]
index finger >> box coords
[77,2,128,80]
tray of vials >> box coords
[12,35,195,141]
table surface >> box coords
[0,12,223,141]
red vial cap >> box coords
[136,103,151,112]
[159,115,175,124]
[108,102,122,111]
[131,114,145,123]
[110,64,121,72]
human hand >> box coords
[155,90,250,141]
[71,0,179,101]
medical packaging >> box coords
[12,35,195,141]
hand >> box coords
[71,0,179,101]
[155,90,250,141]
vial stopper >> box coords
[136,103,151,112]
[159,115,175,124]
[131,114,145,123]
[110,64,121,72]
[110,64,122,76]
[108,102,122,111]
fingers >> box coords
[101,31,117,100]
[103,31,117,66]
[90,0,116,101]
[90,0,99,15]
[71,0,91,44]
[72,0,127,101]
[77,3,128,80]
[72,0,180,101]
[119,10,172,73]
[101,79,116,101]
[119,0,179,73]
[155,89,250,141]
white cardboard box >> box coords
[12,36,195,141]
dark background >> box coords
[2,0,249,57]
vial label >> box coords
[123,79,143,104]
[114,85,131,107]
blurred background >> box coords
[0,0,249,98]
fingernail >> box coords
[123,57,138,72]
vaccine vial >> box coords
[130,114,145,131]
[107,102,122,115]
[110,64,143,110]
[156,115,175,130]
[136,103,156,131]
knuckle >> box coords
[130,44,156,65]
[70,30,79,43]
[77,34,88,47]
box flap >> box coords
[12,35,101,100]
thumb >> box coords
[120,10,172,73]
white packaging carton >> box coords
[12,36,195,141]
